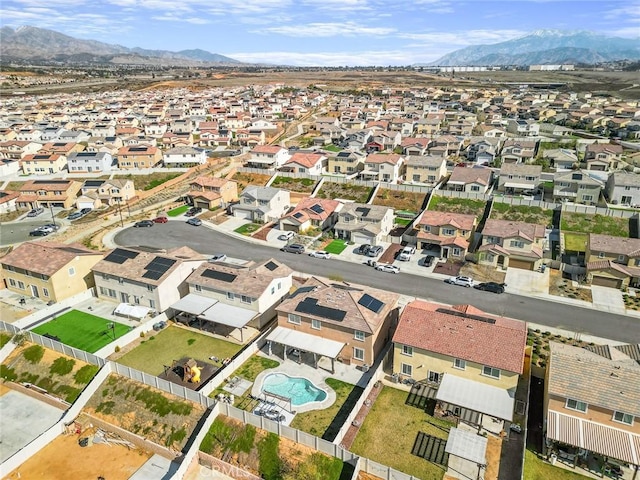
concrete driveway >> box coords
[591,285,626,314]
[504,268,550,295]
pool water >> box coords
[262,373,327,406]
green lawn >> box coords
[0,332,12,348]
[209,355,280,401]
[351,386,453,480]
[290,378,363,441]
[32,310,130,353]
[395,217,412,226]
[564,232,588,252]
[234,223,262,235]
[323,144,341,152]
[167,205,189,217]
[324,239,348,254]
[561,213,629,237]
[117,325,242,375]
[524,449,591,480]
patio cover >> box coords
[266,326,345,358]
[170,293,217,315]
[504,181,534,189]
[547,410,640,466]
[445,427,488,465]
[436,374,514,422]
[200,302,256,329]
[114,303,150,320]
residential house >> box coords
[0,140,41,161]
[327,150,365,175]
[544,342,640,473]
[281,152,326,175]
[0,242,103,302]
[39,141,84,157]
[0,190,19,214]
[92,246,204,313]
[466,137,501,165]
[584,143,623,171]
[163,146,207,167]
[76,179,135,210]
[279,197,342,233]
[272,277,400,368]
[21,153,67,175]
[16,179,81,210]
[186,176,238,210]
[404,155,447,185]
[478,219,546,270]
[116,145,162,169]
[416,210,477,259]
[553,170,603,205]
[333,203,394,245]
[393,300,526,423]
[232,186,290,223]
[506,118,540,137]
[366,131,402,152]
[497,163,542,194]
[586,234,640,289]
[543,149,579,170]
[360,153,405,183]
[605,172,640,207]
[446,166,493,194]
[67,151,114,173]
[182,258,293,330]
[401,137,431,156]
[246,145,290,169]
[428,135,463,158]
[500,140,537,164]
[315,116,340,131]
[0,158,21,177]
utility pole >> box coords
[117,199,124,227]
[49,203,56,226]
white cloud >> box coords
[299,0,371,11]
[255,21,395,37]
[227,49,433,66]
[401,29,526,46]
[152,15,210,24]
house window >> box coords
[118,277,124,284]
[510,240,525,248]
[454,358,466,370]
[195,284,202,292]
[311,319,321,330]
[618,255,625,262]
[288,313,301,325]
[598,252,605,258]
[8,278,16,287]
[271,286,275,295]
[401,363,413,377]
[442,228,455,236]
[354,330,365,341]
[17,281,25,289]
[149,299,156,309]
[42,287,49,297]
[452,248,461,256]
[353,347,365,361]
[482,366,500,379]
[428,371,441,383]
[470,185,480,192]
[241,295,251,304]
[613,411,633,425]
[424,225,431,232]
[227,292,234,300]
[566,398,587,413]
[68,267,75,276]
[133,295,140,304]
[402,345,413,356]
[147,285,153,292]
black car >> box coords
[80,208,92,215]
[357,244,372,255]
[281,243,305,254]
[474,282,506,294]
[423,255,435,267]
[67,211,83,220]
[29,229,49,237]
[134,220,154,228]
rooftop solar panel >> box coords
[104,248,139,264]
[310,204,325,214]
[201,269,237,283]
[264,261,278,271]
[142,270,164,280]
[358,293,385,314]
[295,298,346,322]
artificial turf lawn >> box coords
[167,205,189,217]
[323,239,348,254]
[32,310,130,353]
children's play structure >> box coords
[182,358,202,383]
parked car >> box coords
[309,250,331,259]
[33,225,55,233]
[281,243,305,254]
[366,245,383,257]
[26,207,44,217]
[134,220,154,228]
[375,263,400,274]
[29,229,50,237]
[423,255,435,267]
[474,282,506,294]
[80,208,92,215]
[209,254,228,262]
[397,246,415,261]
[184,209,196,217]
[278,231,295,241]
[186,217,202,226]
[357,244,372,255]
[153,320,167,331]
[42,223,60,231]
[446,275,474,287]
[67,211,83,220]
[153,216,169,223]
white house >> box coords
[163,146,207,167]
[281,152,326,175]
[246,145,290,169]
[67,151,114,173]
[232,186,291,223]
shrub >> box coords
[74,365,99,384]
[96,401,116,415]
[22,344,44,364]
[115,346,121,352]
[0,364,17,382]
[50,357,75,376]
[258,433,282,480]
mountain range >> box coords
[430,30,640,66]
[0,26,241,65]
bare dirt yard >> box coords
[547,268,592,303]
[230,171,272,190]
[316,182,372,203]
[3,432,152,480]
[372,189,426,212]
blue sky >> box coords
[1,0,639,66]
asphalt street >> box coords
[0,217,63,245]
[114,221,640,343]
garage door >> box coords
[509,259,534,270]
[233,209,252,220]
[591,276,622,288]
[353,232,373,245]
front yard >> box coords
[350,386,453,480]
[561,212,629,237]
[323,239,349,254]
[428,195,487,216]
[235,222,262,235]
[548,269,592,303]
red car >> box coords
[153,216,168,223]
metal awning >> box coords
[504,182,534,189]
[170,293,217,315]
[114,303,150,320]
[436,374,514,421]
[547,410,640,466]
[445,427,488,465]
[200,302,256,329]
[266,326,345,358]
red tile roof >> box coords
[393,300,526,374]
[285,153,324,168]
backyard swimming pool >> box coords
[262,372,327,406]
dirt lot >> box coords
[459,263,507,284]
[547,268,592,302]
[270,176,317,193]
[230,171,272,190]
[372,189,426,212]
[485,435,502,480]
[316,182,372,203]
[3,431,152,480]
[490,204,553,227]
